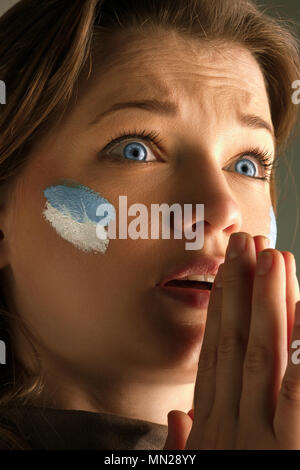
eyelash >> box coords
[101,128,277,181]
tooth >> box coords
[186,274,215,282]
[170,274,216,282]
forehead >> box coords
[74,31,273,141]
[92,32,268,98]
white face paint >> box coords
[267,206,277,249]
[42,180,116,254]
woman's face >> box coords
[1,32,275,395]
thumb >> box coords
[163,410,193,450]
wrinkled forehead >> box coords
[70,32,273,147]
[81,32,272,119]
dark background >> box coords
[0,0,299,275]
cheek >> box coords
[240,193,276,243]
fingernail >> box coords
[257,251,273,276]
[227,233,246,260]
[263,237,270,249]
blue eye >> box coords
[234,158,257,177]
[123,142,148,161]
[102,130,162,163]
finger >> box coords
[240,249,287,430]
[274,301,300,449]
[163,410,193,450]
[192,263,223,425]
[211,233,256,421]
[253,235,270,260]
[188,408,194,420]
[280,252,300,350]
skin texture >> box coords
[0,31,298,434]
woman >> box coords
[0,0,299,450]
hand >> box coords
[163,233,300,450]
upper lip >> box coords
[157,255,224,287]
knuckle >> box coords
[281,376,300,404]
[244,343,271,373]
[198,345,218,373]
[217,329,246,360]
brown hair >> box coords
[0,0,299,449]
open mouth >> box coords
[164,280,213,290]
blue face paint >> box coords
[43,180,115,253]
[267,206,277,249]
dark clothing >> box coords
[0,406,168,450]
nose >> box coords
[176,157,242,243]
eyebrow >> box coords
[89,98,275,142]
[238,113,275,144]
[89,98,177,125]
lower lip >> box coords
[156,285,211,309]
